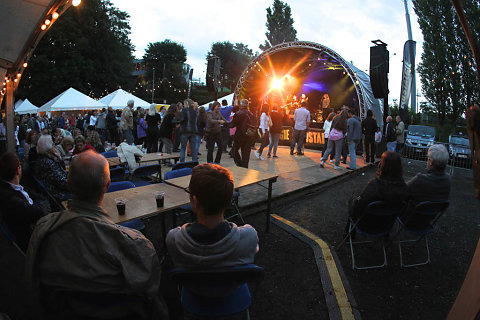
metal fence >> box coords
[399,141,472,176]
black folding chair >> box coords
[395,200,450,268]
[338,201,403,270]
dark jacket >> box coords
[105,112,118,130]
[269,111,283,134]
[159,113,175,139]
[145,114,161,134]
[0,181,47,251]
[179,107,198,134]
[229,108,255,142]
[385,121,396,142]
[362,117,377,137]
[331,112,347,132]
[347,116,362,142]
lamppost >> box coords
[152,67,155,103]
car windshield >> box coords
[408,125,436,138]
[450,136,469,146]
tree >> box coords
[259,0,297,51]
[207,42,254,91]
[140,40,188,103]
[17,0,134,105]
[413,0,479,125]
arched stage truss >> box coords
[233,41,382,122]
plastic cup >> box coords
[115,197,126,215]
[154,191,165,207]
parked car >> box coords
[449,134,472,168]
[404,125,436,159]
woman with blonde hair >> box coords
[145,103,161,152]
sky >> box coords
[110,0,424,104]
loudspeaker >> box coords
[206,59,215,92]
[370,45,389,98]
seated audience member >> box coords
[35,135,69,202]
[72,135,95,155]
[86,125,105,153]
[54,135,74,159]
[24,130,38,162]
[402,144,451,227]
[26,150,164,319]
[0,152,48,251]
[346,151,408,232]
[166,163,259,268]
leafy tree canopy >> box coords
[17,0,134,105]
[259,0,297,51]
[207,41,255,91]
[413,0,479,124]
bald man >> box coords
[26,150,163,318]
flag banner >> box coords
[399,40,416,113]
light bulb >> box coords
[72,0,81,6]
[52,12,59,19]
[23,62,28,68]
[45,19,51,25]
[41,24,47,30]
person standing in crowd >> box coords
[95,108,107,143]
[172,102,183,152]
[26,150,165,319]
[120,100,134,145]
[67,114,76,130]
[322,112,335,162]
[89,111,98,128]
[230,99,255,168]
[196,106,207,156]
[159,105,177,157]
[105,107,118,145]
[267,104,283,158]
[205,101,228,164]
[320,109,348,169]
[346,109,362,170]
[290,101,310,156]
[254,104,270,160]
[136,109,147,148]
[385,116,396,151]
[145,104,161,153]
[220,99,233,153]
[178,99,199,163]
[362,110,377,163]
[58,112,66,130]
[395,115,405,154]
[75,114,84,134]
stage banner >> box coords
[279,126,325,149]
[399,40,416,120]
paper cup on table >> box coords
[115,197,126,215]
[154,191,165,207]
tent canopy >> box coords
[39,87,106,112]
[99,89,151,110]
[200,93,234,110]
[15,99,38,114]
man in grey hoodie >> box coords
[346,109,362,170]
[166,163,258,268]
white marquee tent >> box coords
[15,99,38,114]
[199,93,234,109]
[38,87,106,112]
[99,89,151,110]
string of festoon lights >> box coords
[1,0,82,97]
[134,78,188,94]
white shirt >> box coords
[323,120,332,138]
[90,115,98,126]
[259,112,269,131]
[8,181,34,205]
[293,107,311,130]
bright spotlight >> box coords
[271,78,283,90]
[72,0,81,6]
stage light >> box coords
[72,0,81,6]
[271,78,284,90]
[41,24,47,30]
[52,12,59,19]
[23,62,28,68]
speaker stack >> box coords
[369,45,389,99]
[206,57,221,93]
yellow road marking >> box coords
[272,214,355,320]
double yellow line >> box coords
[271,214,356,320]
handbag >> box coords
[328,128,344,141]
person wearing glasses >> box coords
[166,163,259,268]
